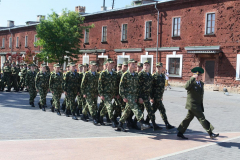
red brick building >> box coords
[0,0,240,92]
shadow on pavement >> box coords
[217,142,240,149]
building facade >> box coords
[0,0,239,92]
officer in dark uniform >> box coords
[177,67,219,139]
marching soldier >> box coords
[81,61,99,124]
[76,64,84,116]
[11,62,19,92]
[1,61,12,92]
[149,62,174,129]
[98,59,119,127]
[177,67,219,139]
[61,64,70,112]
[49,64,63,116]
[136,62,143,72]
[35,64,50,111]
[25,64,37,107]
[16,63,21,86]
[63,62,81,120]
[117,59,150,131]
[19,63,27,91]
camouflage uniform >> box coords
[98,68,118,125]
[1,63,12,91]
[25,64,37,106]
[63,64,81,116]
[35,65,50,110]
[11,63,19,91]
[76,70,84,115]
[49,65,63,112]
[19,65,27,90]
[81,68,99,120]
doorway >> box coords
[205,60,215,84]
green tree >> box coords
[35,9,94,66]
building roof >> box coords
[0,23,39,32]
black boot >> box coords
[57,109,61,116]
[81,114,88,122]
[42,105,46,111]
[111,118,117,128]
[126,117,133,129]
[164,120,174,129]
[145,115,153,128]
[51,106,54,112]
[99,116,105,125]
[31,102,35,107]
[139,119,151,130]
[132,118,141,130]
[65,109,70,117]
[106,113,111,123]
[177,131,188,140]
[72,112,78,120]
[61,104,66,112]
[50,99,53,106]
[79,108,82,115]
[76,108,80,116]
[209,132,219,139]
[113,115,119,125]
[38,102,42,109]
[152,120,162,131]
[116,122,125,132]
[93,116,98,125]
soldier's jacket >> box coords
[78,72,84,92]
[151,72,165,100]
[11,66,18,76]
[49,71,63,91]
[3,66,12,76]
[35,68,39,73]
[98,70,118,96]
[63,71,81,93]
[16,67,20,75]
[35,71,50,90]
[119,70,139,99]
[138,70,153,98]
[20,68,27,77]
[25,70,37,88]
[185,77,204,112]
[81,69,99,96]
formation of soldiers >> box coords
[1,58,175,132]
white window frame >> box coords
[117,52,130,65]
[172,17,181,37]
[236,54,240,80]
[34,35,37,46]
[63,56,70,70]
[121,24,128,41]
[2,38,5,48]
[205,12,215,35]
[25,36,28,47]
[84,29,89,43]
[16,37,19,47]
[145,21,152,39]
[9,37,12,48]
[140,53,154,74]
[83,53,89,64]
[102,26,107,42]
[166,52,183,78]
[1,56,6,69]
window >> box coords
[236,54,240,80]
[1,39,4,48]
[121,24,128,41]
[83,53,89,64]
[145,21,152,39]
[172,17,181,37]
[16,37,19,47]
[9,37,12,48]
[25,36,28,47]
[34,35,37,46]
[166,53,183,77]
[206,13,215,35]
[84,29,89,43]
[102,26,107,42]
[117,54,130,65]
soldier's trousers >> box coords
[152,99,168,121]
[28,87,37,103]
[19,76,25,88]
[177,109,214,134]
[119,95,144,123]
[52,90,62,110]
[39,89,48,106]
[100,95,114,119]
[112,98,122,118]
[11,75,18,90]
[77,94,83,110]
[66,91,78,114]
[83,95,97,118]
[1,76,11,90]
[140,95,155,121]
[98,99,104,114]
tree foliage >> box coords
[35,9,94,66]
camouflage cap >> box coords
[137,62,143,67]
[106,58,114,63]
[128,59,137,63]
[54,64,61,67]
[156,62,163,67]
[117,63,122,67]
[82,63,89,67]
[78,64,83,67]
[69,62,76,66]
[123,61,128,65]
[143,60,150,64]
[66,64,70,67]
[41,63,46,67]
[90,61,97,65]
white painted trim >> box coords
[1,56,6,69]
[98,53,108,59]
[117,54,130,65]
[166,52,183,78]
[205,12,216,35]
[83,53,89,64]
[140,54,154,74]
[236,54,240,80]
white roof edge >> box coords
[0,23,39,32]
[145,47,180,51]
[185,46,220,51]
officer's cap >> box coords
[191,67,204,75]
[69,62,76,66]
[143,60,150,64]
[156,62,163,67]
[90,61,97,65]
[123,61,128,65]
[137,63,143,67]
[106,58,114,64]
[54,64,61,67]
[78,64,83,67]
[117,63,122,67]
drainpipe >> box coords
[9,28,13,59]
[155,2,159,64]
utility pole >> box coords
[112,0,115,9]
